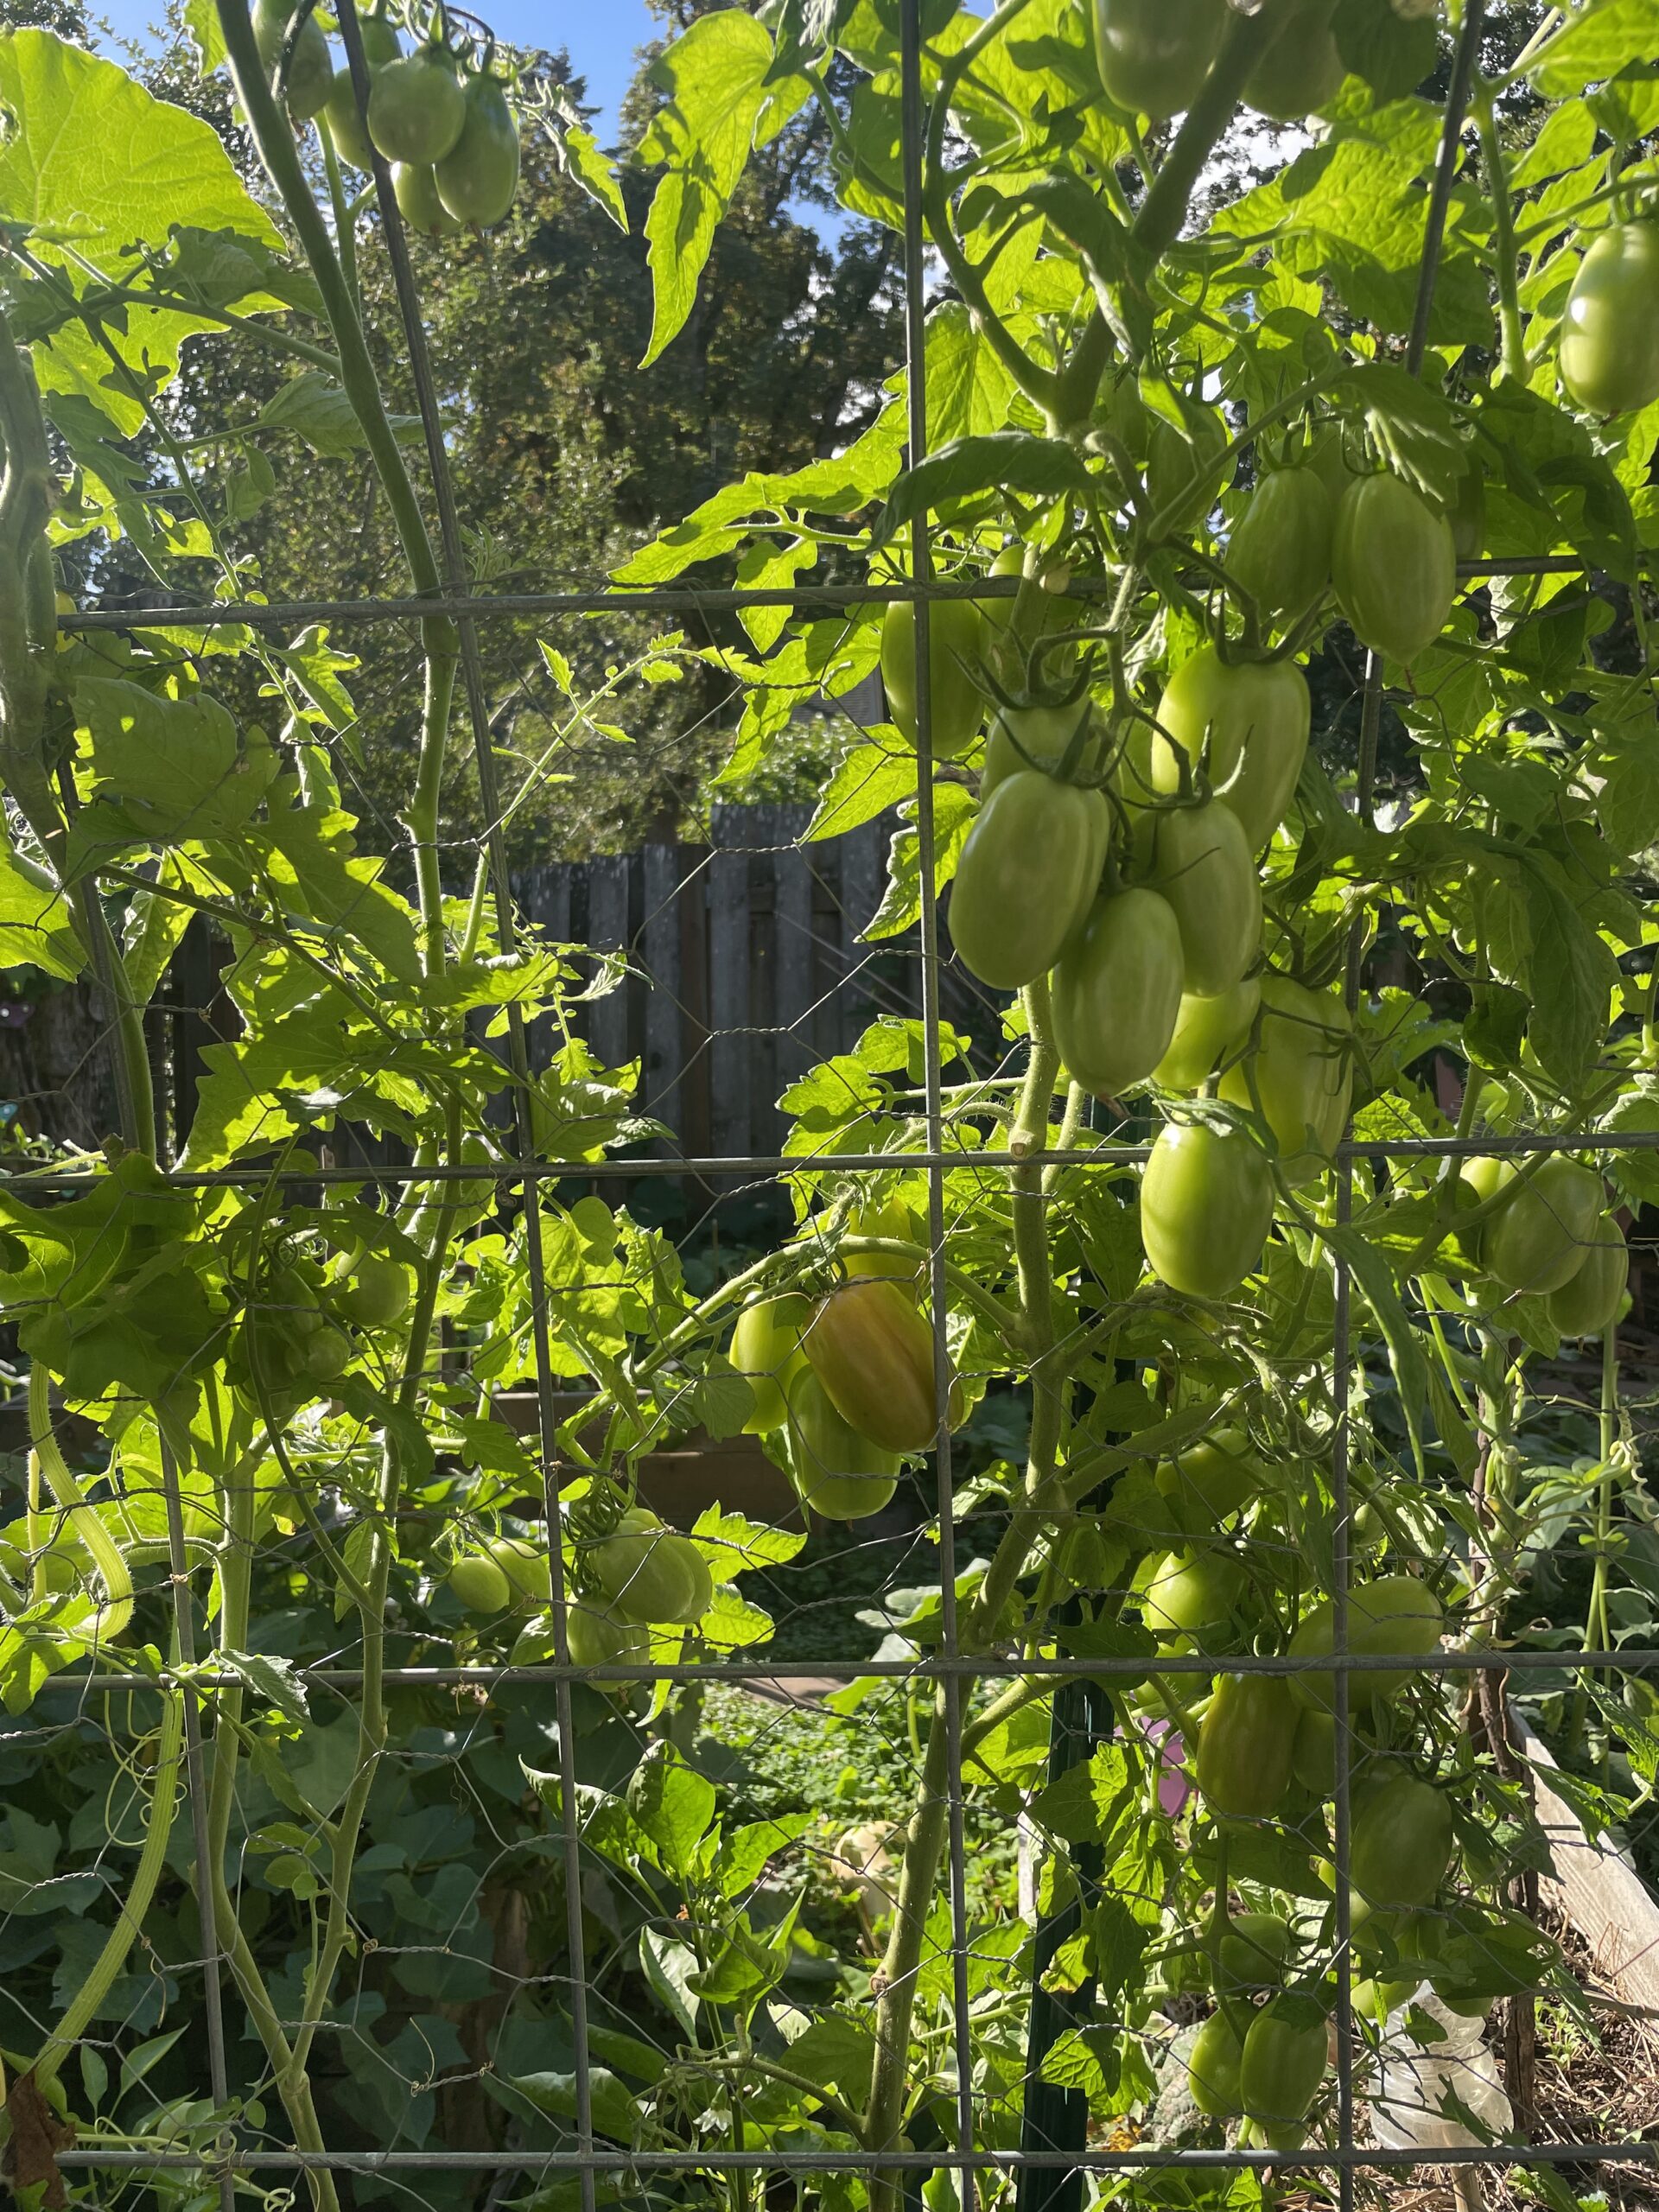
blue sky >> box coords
[91,0,663,142]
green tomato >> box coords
[488,1534,552,1607]
[802,1277,944,1456]
[251,0,334,118]
[842,1199,924,1283]
[319,10,400,166]
[1291,1707,1335,1796]
[1154,976,1262,1091]
[296,1320,353,1382]
[1217,973,1351,1184]
[1154,1431,1263,1522]
[1142,1547,1245,1636]
[448,1552,513,1613]
[1141,1120,1274,1301]
[1548,1213,1627,1337]
[1559,221,1659,417]
[565,1600,652,1677]
[1092,0,1224,115]
[330,1251,413,1329]
[1218,1911,1294,1993]
[949,771,1109,991]
[1351,1777,1454,1910]
[1151,646,1311,852]
[589,1510,712,1626]
[784,1370,901,1520]
[1196,1672,1299,1820]
[1478,1156,1604,1297]
[880,598,987,760]
[1243,0,1344,118]
[1239,2001,1328,2126]
[1052,887,1185,1102]
[729,1293,810,1433]
[393,161,463,236]
[1146,404,1231,531]
[1150,797,1262,999]
[1287,1575,1443,1712]
[369,47,467,166]
[981,699,1100,799]
[1228,465,1334,621]
[1187,2010,1246,2119]
[1332,472,1457,663]
[435,71,520,228]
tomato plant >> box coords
[3,0,1656,2202]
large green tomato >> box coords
[1217,973,1351,1183]
[369,47,467,166]
[1141,1120,1273,1300]
[981,699,1100,799]
[730,1293,810,1433]
[1151,647,1311,852]
[950,772,1108,990]
[1559,221,1659,417]
[1052,887,1184,1101]
[565,1601,651,1687]
[1470,1155,1603,1295]
[803,1277,944,1455]
[251,0,334,118]
[393,161,462,237]
[448,1552,513,1613]
[487,1534,553,1607]
[1548,1214,1627,1337]
[1150,798,1262,997]
[1187,2011,1245,2118]
[1154,976,1261,1091]
[1227,465,1334,620]
[784,1370,900,1520]
[880,598,987,760]
[320,9,401,165]
[435,72,520,227]
[1291,1707,1335,1796]
[1154,1430,1263,1522]
[1287,1574,1443,1711]
[1239,2002,1328,2125]
[1092,0,1224,117]
[1351,1777,1454,1910]
[1141,1546,1244,1636]
[590,1509,713,1626]
[1218,1912,1294,1993]
[1196,1673,1299,1819]
[1243,0,1344,118]
[329,1250,414,1329]
[1332,473,1457,663]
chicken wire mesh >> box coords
[6,0,1659,2205]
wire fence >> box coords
[10,0,1659,2205]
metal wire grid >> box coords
[10,0,1658,2198]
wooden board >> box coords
[1512,1707,1659,2014]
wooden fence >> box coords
[515,803,985,1164]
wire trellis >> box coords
[7,0,1659,2204]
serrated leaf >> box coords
[873,431,1095,545]
[639,11,775,367]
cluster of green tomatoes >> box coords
[1122,1431,1560,2142]
[446,1505,715,1668]
[728,1226,959,1522]
[251,0,522,232]
[227,1233,414,1409]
